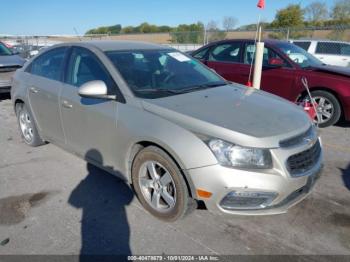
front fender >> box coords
[114,103,218,182]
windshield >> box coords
[0,43,13,56]
[105,49,226,98]
[276,42,323,68]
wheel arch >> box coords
[127,140,197,199]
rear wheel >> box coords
[16,103,45,147]
[131,146,191,222]
[310,91,341,128]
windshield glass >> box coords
[105,49,226,98]
[0,43,13,56]
[276,42,323,68]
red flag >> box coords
[257,0,265,9]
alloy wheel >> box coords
[19,110,34,143]
[313,96,334,124]
[138,161,177,212]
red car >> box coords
[191,39,350,127]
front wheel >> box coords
[310,91,341,128]
[131,146,191,222]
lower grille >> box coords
[0,66,22,73]
[287,140,321,176]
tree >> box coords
[271,4,305,28]
[207,20,219,31]
[304,1,329,23]
[206,20,227,42]
[222,16,238,31]
[121,26,135,34]
[171,22,205,43]
[86,24,121,35]
[332,0,350,21]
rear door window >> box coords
[340,44,350,56]
[316,42,345,55]
[293,41,311,51]
[208,42,242,63]
[29,47,67,81]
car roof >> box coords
[55,40,172,52]
[291,39,350,44]
[206,38,290,46]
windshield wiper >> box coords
[134,82,227,95]
[134,88,181,94]
[176,82,228,93]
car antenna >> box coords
[301,76,320,127]
[73,27,82,41]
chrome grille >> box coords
[287,140,321,176]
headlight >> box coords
[207,139,272,169]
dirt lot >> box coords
[0,93,349,257]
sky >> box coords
[1,0,336,35]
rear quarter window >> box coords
[293,42,311,51]
[193,48,209,60]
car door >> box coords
[315,42,350,67]
[242,43,296,100]
[60,47,120,167]
[27,47,68,144]
[205,42,248,85]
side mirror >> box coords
[78,80,115,99]
[268,58,284,67]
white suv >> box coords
[291,40,350,67]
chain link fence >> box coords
[1,25,349,59]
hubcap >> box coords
[313,96,334,124]
[138,161,176,212]
[19,110,34,142]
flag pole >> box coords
[251,0,265,89]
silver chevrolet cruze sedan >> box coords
[11,41,323,221]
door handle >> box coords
[62,100,73,109]
[29,87,39,94]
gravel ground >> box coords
[0,94,349,257]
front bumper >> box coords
[188,139,323,216]
[0,71,15,93]
[0,80,11,93]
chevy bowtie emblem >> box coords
[304,137,316,146]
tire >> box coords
[311,90,342,128]
[131,146,191,222]
[16,103,45,147]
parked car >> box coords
[191,39,350,127]
[12,41,323,221]
[291,40,350,67]
[0,42,26,94]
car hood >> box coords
[310,65,350,78]
[0,55,26,67]
[142,85,311,148]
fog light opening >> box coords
[220,191,278,210]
